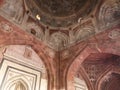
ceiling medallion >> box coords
[26,0,98,28]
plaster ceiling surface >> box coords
[27,0,98,27]
[34,0,88,17]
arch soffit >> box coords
[0,26,55,90]
[67,27,120,90]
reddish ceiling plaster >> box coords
[0,0,119,90]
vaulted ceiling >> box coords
[26,0,98,27]
[0,0,120,90]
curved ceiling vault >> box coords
[26,0,98,27]
[1,0,119,51]
[0,0,120,90]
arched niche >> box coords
[14,81,26,90]
[5,79,28,90]
[81,53,119,90]
[0,45,48,90]
[67,52,120,90]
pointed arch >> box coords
[3,77,30,90]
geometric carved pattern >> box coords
[81,53,120,85]
[82,61,107,84]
